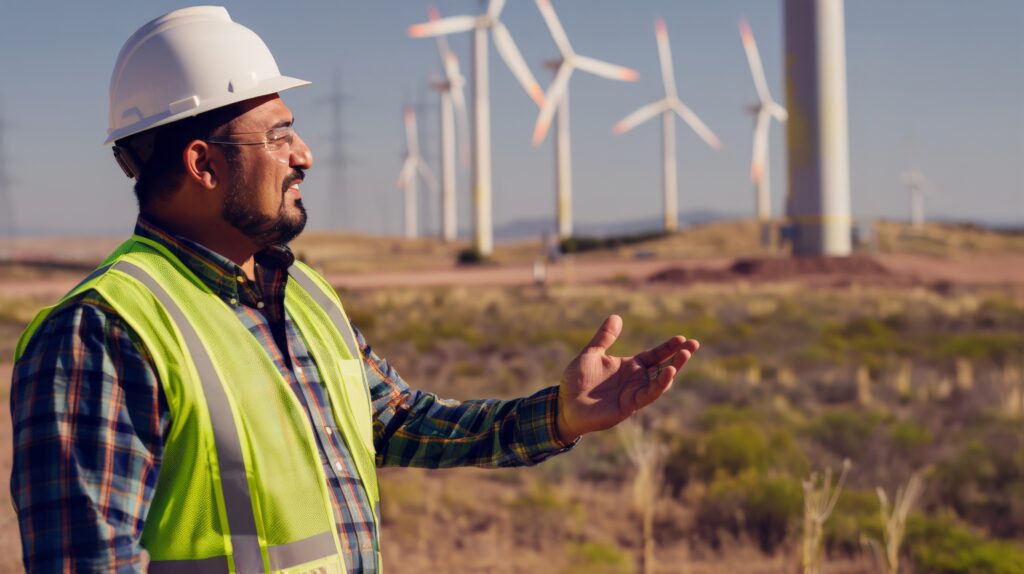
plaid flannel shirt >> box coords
[10,217,573,573]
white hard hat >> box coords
[105,6,309,145]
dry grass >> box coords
[873,220,1024,256]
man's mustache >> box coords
[283,168,306,192]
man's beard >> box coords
[222,168,308,247]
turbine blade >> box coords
[492,21,545,106]
[537,0,574,57]
[397,157,416,189]
[673,100,722,150]
[739,17,772,104]
[574,55,639,82]
[655,18,677,100]
[417,159,439,194]
[448,59,472,166]
[487,0,507,20]
[409,16,478,38]
[443,51,462,86]
[532,64,573,145]
[429,7,454,61]
[751,110,771,184]
[768,101,788,122]
[404,108,419,155]
[612,99,671,135]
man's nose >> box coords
[291,131,313,169]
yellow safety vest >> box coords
[16,236,380,574]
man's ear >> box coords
[183,140,219,190]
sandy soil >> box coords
[7,252,1020,297]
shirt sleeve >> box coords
[10,295,169,574]
[351,324,576,469]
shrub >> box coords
[456,247,488,265]
[905,515,1024,574]
[890,421,933,458]
[824,489,883,556]
[932,428,1024,537]
[695,470,803,553]
[563,541,636,574]
[696,405,761,431]
[810,410,882,459]
[820,318,910,356]
[700,423,772,480]
[930,333,1024,365]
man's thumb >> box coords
[584,314,622,352]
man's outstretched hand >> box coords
[556,315,700,444]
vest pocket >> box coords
[337,358,374,455]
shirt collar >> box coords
[134,216,296,302]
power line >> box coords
[0,98,14,251]
[318,71,354,231]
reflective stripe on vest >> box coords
[287,266,360,363]
[115,261,338,573]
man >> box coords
[10,7,699,574]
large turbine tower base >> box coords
[784,0,852,257]
[472,27,494,256]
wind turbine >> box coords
[740,17,788,245]
[409,0,545,257]
[426,7,471,243]
[613,18,721,233]
[902,170,929,230]
[531,0,639,240]
[397,107,437,239]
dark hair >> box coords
[117,103,245,211]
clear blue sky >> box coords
[0,1,1021,237]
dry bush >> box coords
[802,460,851,574]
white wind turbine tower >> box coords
[902,170,929,230]
[409,0,545,257]
[397,107,437,239]
[426,7,471,243]
[740,17,788,244]
[613,18,722,233]
[531,0,639,240]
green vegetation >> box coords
[809,410,883,459]
[5,275,1024,571]
[906,515,1024,574]
[562,541,636,574]
[695,470,803,553]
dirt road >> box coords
[3,253,1024,299]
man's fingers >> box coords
[635,335,697,368]
[670,341,698,372]
[634,365,676,410]
[585,314,622,352]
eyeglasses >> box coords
[205,125,297,164]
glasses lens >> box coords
[265,126,294,164]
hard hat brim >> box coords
[103,75,310,145]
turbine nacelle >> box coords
[531,0,639,145]
[612,18,720,150]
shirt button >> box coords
[229,298,238,306]
[236,276,246,283]
[257,301,265,309]
[324,426,333,436]
[334,461,343,472]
